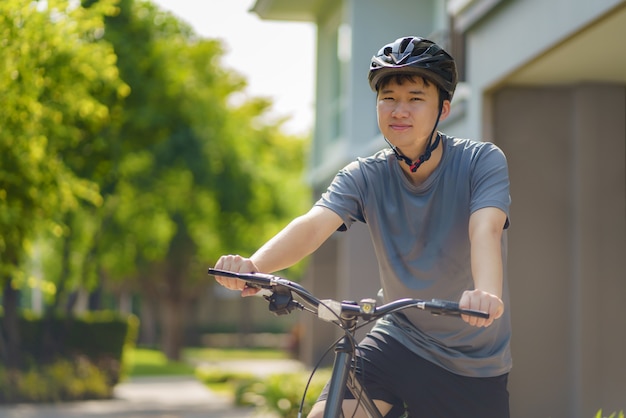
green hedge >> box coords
[0,311,139,403]
[0,357,112,403]
[17,311,139,383]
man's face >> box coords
[376,76,447,154]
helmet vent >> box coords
[399,37,412,53]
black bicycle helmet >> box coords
[368,36,458,100]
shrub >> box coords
[7,311,139,386]
[233,370,331,418]
[195,365,256,396]
[0,356,111,403]
[195,364,331,416]
[595,410,625,418]
[0,311,138,404]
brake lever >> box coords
[267,285,302,315]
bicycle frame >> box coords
[324,324,385,418]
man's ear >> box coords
[439,99,451,122]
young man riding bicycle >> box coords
[214,36,512,417]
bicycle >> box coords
[207,268,489,418]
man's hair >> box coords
[376,73,448,102]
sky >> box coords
[150,0,316,135]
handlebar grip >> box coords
[207,268,275,289]
[458,307,490,319]
[425,299,489,319]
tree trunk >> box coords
[159,214,195,360]
[49,222,72,315]
[1,279,21,369]
[139,296,158,346]
[160,296,185,361]
[88,284,103,311]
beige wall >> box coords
[493,83,626,418]
[300,222,380,368]
[300,233,340,367]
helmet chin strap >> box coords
[385,101,444,173]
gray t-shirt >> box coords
[315,134,512,377]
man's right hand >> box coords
[213,255,261,297]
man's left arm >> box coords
[461,206,508,327]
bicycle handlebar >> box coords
[207,268,489,320]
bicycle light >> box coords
[358,298,376,321]
[359,298,376,314]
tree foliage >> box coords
[1,0,310,364]
[0,0,127,367]
[0,0,125,280]
[93,0,309,359]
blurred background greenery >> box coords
[0,0,310,403]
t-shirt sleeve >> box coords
[314,161,366,231]
[469,143,511,228]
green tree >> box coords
[96,0,309,359]
[0,0,127,367]
[1,0,310,368]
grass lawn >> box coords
[125,347,196,377]
[184,347,289,362]
[126,346,288,377]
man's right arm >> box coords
[214,206,344,295]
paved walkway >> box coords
[0,360,305,418]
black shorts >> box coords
[317,329,510,418]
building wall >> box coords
[463,0,625,139]
[493,83,626,417]
[310,0,442,185]
[463,1,626,414]
[300,232,340,367]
